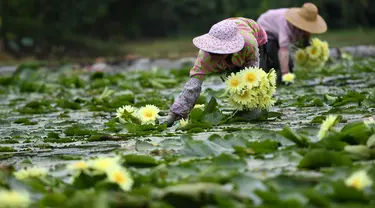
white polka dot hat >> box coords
[192,19,245,54]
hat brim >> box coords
[192,33,244,54]
[285,8,327,34]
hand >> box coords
[163,112,182,127]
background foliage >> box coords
[1,0,374,58]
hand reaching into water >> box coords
[163,112,182,127]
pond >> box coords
[1,57,375,207]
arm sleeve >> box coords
[170,77,203,118]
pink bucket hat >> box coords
[192,20,245,54]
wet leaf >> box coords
[298,149,352,169]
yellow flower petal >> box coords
[282,73,296,83]
[225,73,244,94]
[0,190,31,208]
[306,45,322,60]
[137,105,160,125]
[317,115,338,139]
[106,167,134,191]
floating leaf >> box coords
[123,154,159,167]
[298,149,352,169]
[280,125,310,147]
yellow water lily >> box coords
[345,170,373,190]
[317,115,338,139]
[282,73,296,84]
[306,45,322,60]
[295,49,308,65]
[267,69,277,87]
[106,166,134,191]
[0,190,31,208]
[321,41,330,61]
[225,67,276,111]
[225,72,244,94]
[116,105,138,119]
[227,98,245,111]
[179,118,189,127]
[137,104,160,125]
[193,104,205,109]
[14,167,48,180]
[240,67,263,87]
[231,90,254,106]
[307,58,323,68]
[311,38,323,48]
[89,156,121,174]
[68,160,89,172]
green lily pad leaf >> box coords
[298,149,352,169]
[303,188,330,208]
[189,108,204,122]
[13,118,38,125]
[158,183,243,208]
[330,181,369,203]
[135,141,157,152]
[341,121,372,145]
[177,122,212,131]
[311,115,327,124]
[343,145,371,161]
[208,134,248,149]
[310,136,347,151]
[38,193,67,207]
[204,110,226,125]
[123,154,159,167]
[124,123,166,134]
[204,96,218,114]
[231,173,267,202]
[280,125,310,147]
[179,137,222,157]
[331,91,366,107]
[211,153,246,169]
[234,139,280,155]
[64,124,96,136]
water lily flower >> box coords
[345,170,373,190]
[225,67,276,111]
[306,45,322,60]
[68,160,90,172]
[0,189,31,208]
[225,72,244,94]
[282,73,296,84]
[137,105,160,125]
[89,156,121,174]
[13,167,48,180]
[179,118,189,127]
[317,115,338,139]
[239,67,264,87]
[106,166,134,191]
[295,49,308,65]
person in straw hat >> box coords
[163,17,268,127]
[257,2,327,83]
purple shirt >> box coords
[257,8,294,48]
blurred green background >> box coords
[0,0,375,59]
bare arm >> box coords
[278,47,289,75]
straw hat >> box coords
[193,20,245,54]
[285,3,327,34]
